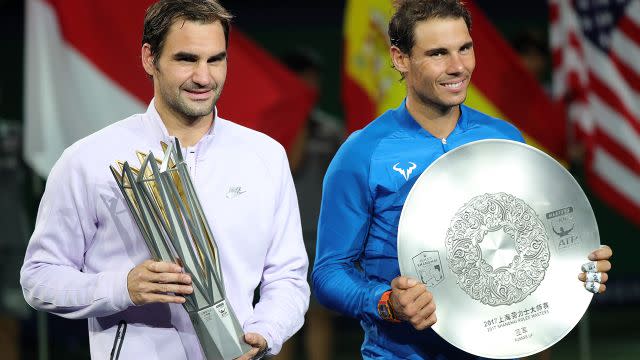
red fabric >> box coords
[466,1,567,159]
[43,0,315,151]
[341,64,376,134]
[45,0,155,102]
[218,32,316,150]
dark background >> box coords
[0,1,637,359]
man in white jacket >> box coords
[20,1,310,359]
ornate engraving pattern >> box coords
[445,193,550,306]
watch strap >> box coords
[377,290,401,323]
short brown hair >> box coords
[143,0,233,63]
[389,0,472,55]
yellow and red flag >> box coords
[342,0,567,159]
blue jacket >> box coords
[313,100,524,359]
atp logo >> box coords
[553,224,574,237]
[546,206,581,252]
[392,162,417,181]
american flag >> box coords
[551,0,640,225]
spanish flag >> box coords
[342,0,566,159]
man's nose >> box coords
[192,62,211,86]
[447,54,465,74]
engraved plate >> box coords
[398,139,599,359]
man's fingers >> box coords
[392,286,424,315]
[233,348,259,360]
[409,300,436,326]
[392,285,433,321]
[399,283,428,303]
[138,293,186,304]
[243,333,266,348]
[244,333,259,346]
[410,288,434,311]
[149,271,192,285]
[245,348,260,359]
[391,276,419,291]
[581,260,611,273]
[146,260,183,274]
[132,271,193,294]
[588,245,612,261]
[149,282,193,295]
[390,276,426,318]
[240,333,267,359]
[127,260,195,305]
[597,260,612,272]
[585,281,606,294]
[578,272,608,283]
[413,312,437,331]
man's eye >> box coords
[208,54,227,63]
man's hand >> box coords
[390,276,436,330]
[579,245,613,294]
[127,260,193,305]
[234,333,268,360]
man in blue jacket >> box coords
[312,1,612,359]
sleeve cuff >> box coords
[96,270,135,311]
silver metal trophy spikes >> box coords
[110,139,251,360]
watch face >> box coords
[378,304,392,319]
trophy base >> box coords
[189,300,251,360]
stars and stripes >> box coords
[551,0,640,224]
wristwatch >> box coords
[377,290,401,323]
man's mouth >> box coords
[184,89,213,100]
[442,80,465,90]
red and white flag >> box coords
[24,0,315,178]
[551,0,640,225]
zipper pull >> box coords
[441,138,447,145]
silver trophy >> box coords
[398,140,599,359]
[110,139,251,360]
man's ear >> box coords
[141,43,156,76]
[390,46,410,74]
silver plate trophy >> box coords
[110,139,251,360]
[397,139,599,359]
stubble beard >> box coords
[415,86,467,115]
[162,85,223,122]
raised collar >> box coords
[393,98,471,138]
